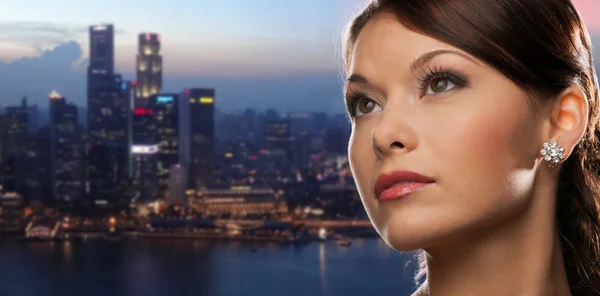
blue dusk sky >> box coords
[0,0,598,113]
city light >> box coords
[157,96,173,103]
[131,145,159,154]
[134,108,152,115]
[48,90,62,100]
[92,25,107,31]
[231,186,251,191]
[318,228,327,240]
[200,97,214,104]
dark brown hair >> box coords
[343,0,600,294]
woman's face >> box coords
[345,15,548,251]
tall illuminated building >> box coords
[131,107,158,201]
[179,88,215,190]
[86,74,130,206]
[25,127,52,204]
[168,164,186,205]
[292,131,311,170]
[262,119,293,176]
[263,120,292,159]
[150,94,179,199]
[87,24,130,206]
[49,91,83,202]
[123,80,137,178]
[1,98,29,195]
[136,33,162,99]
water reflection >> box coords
[192,240,205,252]
[63,241,72,264]
[319,242,328,293]
[124,240,164,296]
[355,238,364,250]
[0,238,418,296]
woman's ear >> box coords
[548,85,589,158]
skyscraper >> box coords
[87,24,130,207]
[263,119,293,175]
[136,33,162,99]
[123,80,137,179]
[179,88,215,190]
[131,107,158,201]
[1,98,29,195]
[263,120,292,158]
[87,74,130,206]
[49,91,83,202]
[151,94,179,199]
[292,131,312,170]
[168,164,186,205]
[25,127,51,204]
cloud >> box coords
[0,21,126,60]
[0,41,86,108]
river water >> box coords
[0,237,420,296]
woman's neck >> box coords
[413,176,572,296]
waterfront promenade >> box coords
[19,218,378,244]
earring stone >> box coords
[540,139,564,167]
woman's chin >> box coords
[379,228,435,252]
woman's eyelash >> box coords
[344,88,367,117]
[344,66,468,117]
[416,65,469,93]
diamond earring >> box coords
[540,139,564,167]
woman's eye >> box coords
[355,98,382,116]
[426,78,456,95]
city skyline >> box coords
[0,0,598,112]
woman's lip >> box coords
[377,182,432,201]
[374,170,435,199]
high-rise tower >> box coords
[136,33,162,99]
[87,24,130,207]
